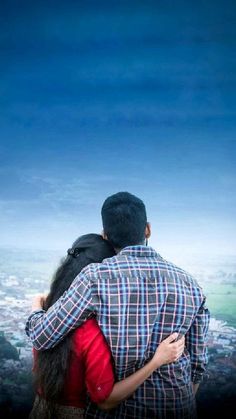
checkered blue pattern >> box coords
[26,246,210,418]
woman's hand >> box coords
[152,333,185,367]
[31,293,47,312]
[98,332,185,411]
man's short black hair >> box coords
[101,192,147,249]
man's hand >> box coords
[31,293,48,312]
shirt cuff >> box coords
[25,309,45,337]
[29,309,46,317]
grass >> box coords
[202,283,236,327]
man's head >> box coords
[101,192,151,250]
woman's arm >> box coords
[98,333,184,411]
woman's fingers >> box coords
[162,333,185,346]
[175,336,185,348]
[170,335,185,361]
[164,332,179,343]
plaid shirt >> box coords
[26,246,210,418]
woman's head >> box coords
[35,233,115,404]
[68,233,115,271]
[45,234,115,309]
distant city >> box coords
[0,248,235,418]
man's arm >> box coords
[185,296,210,394]
[25,269,95,350]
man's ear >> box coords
[101,230,108,241]
[145,222,151,239]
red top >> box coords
[33,318,115,408]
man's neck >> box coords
[115,242,146,254]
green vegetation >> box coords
[203,283,236,327]
[0,334,19,361]
[15,341,25,348]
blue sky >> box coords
[1,0,236,261]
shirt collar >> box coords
[119,245,159,258]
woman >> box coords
[30,234,184,419]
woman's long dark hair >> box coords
[34,234,115,403]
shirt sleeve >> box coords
[25,269,95,350]
[185,296,210,384]
[80,321,115,404]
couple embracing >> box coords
[26,192,210,419]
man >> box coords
[26,192,210,418]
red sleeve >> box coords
[32,347,37,372]
[78,319,115,404]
